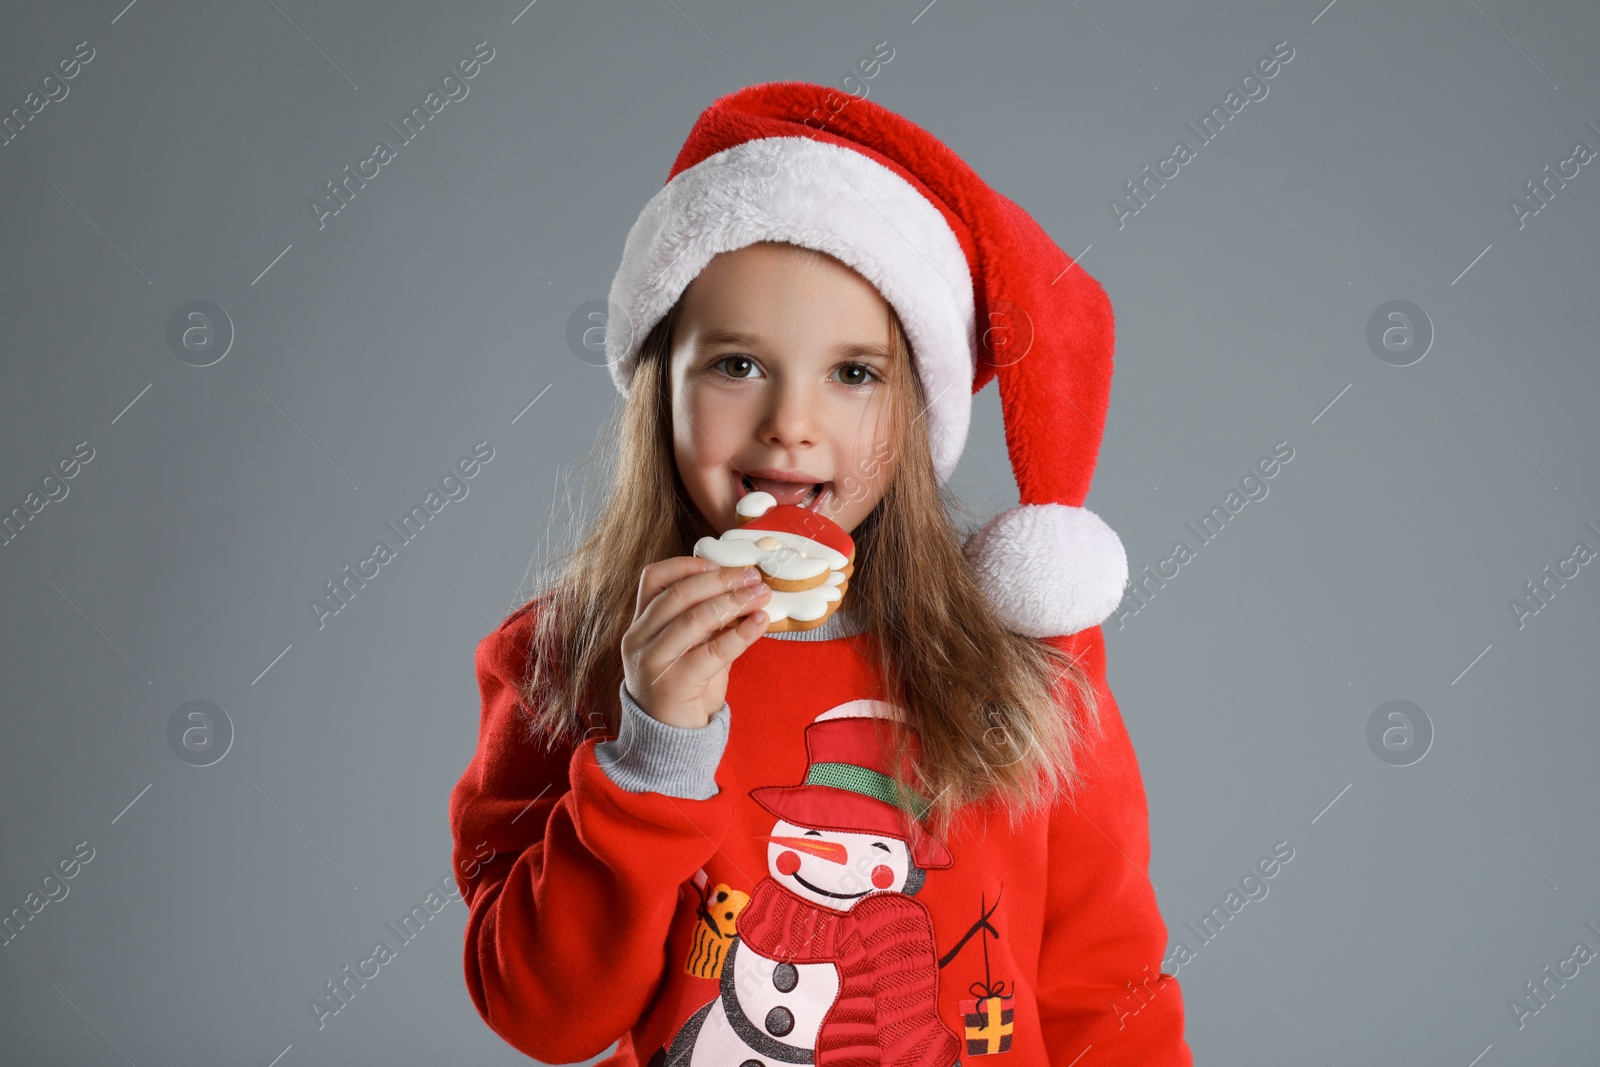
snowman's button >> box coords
[764,1005,794,1037]
[771,962,798,992]
[740,1060,763,1067]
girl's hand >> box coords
[621,556,771,729]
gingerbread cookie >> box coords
[693,491,856,632]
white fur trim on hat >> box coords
[814,699,905,723]
[605,135,977,485]
[962,504,1130,637]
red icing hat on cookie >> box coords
[738,502,854,561]
[605,82,1129,637]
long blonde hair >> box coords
[516,247,1102,843]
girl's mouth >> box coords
[738,472,830,512]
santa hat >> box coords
[732,499,854,564]
[604,82,1128,638]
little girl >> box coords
[450,82,1192,1066]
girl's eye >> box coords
[836,363,881,389]
[712,354,761,379]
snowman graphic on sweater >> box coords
[660,700,963,1067]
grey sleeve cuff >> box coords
[593,682,731,800]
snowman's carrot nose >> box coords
[758,834,848,864]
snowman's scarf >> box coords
[734,878,961,1067]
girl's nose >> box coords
[758,383,820,448]
[758,834,848,864]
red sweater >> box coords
[449,602,1192,1066]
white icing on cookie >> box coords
[762,572,845,623]
[692,535,832,582]
[693,537,764,567]
[735,491,777,520]
[720,528,848,571]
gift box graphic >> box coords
[949,887,1016,1056]
[960,982,1015,1055]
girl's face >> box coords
[668,242,900,536]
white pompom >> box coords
[963,504,1129,638]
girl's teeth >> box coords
[744,475,822,507]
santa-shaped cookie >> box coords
[692,491,856,633]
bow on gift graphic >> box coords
[937,886,1015,1056]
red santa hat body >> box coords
[605,82,1127,638]
[734,498,854,562]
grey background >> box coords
[2,0,1597,1064]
